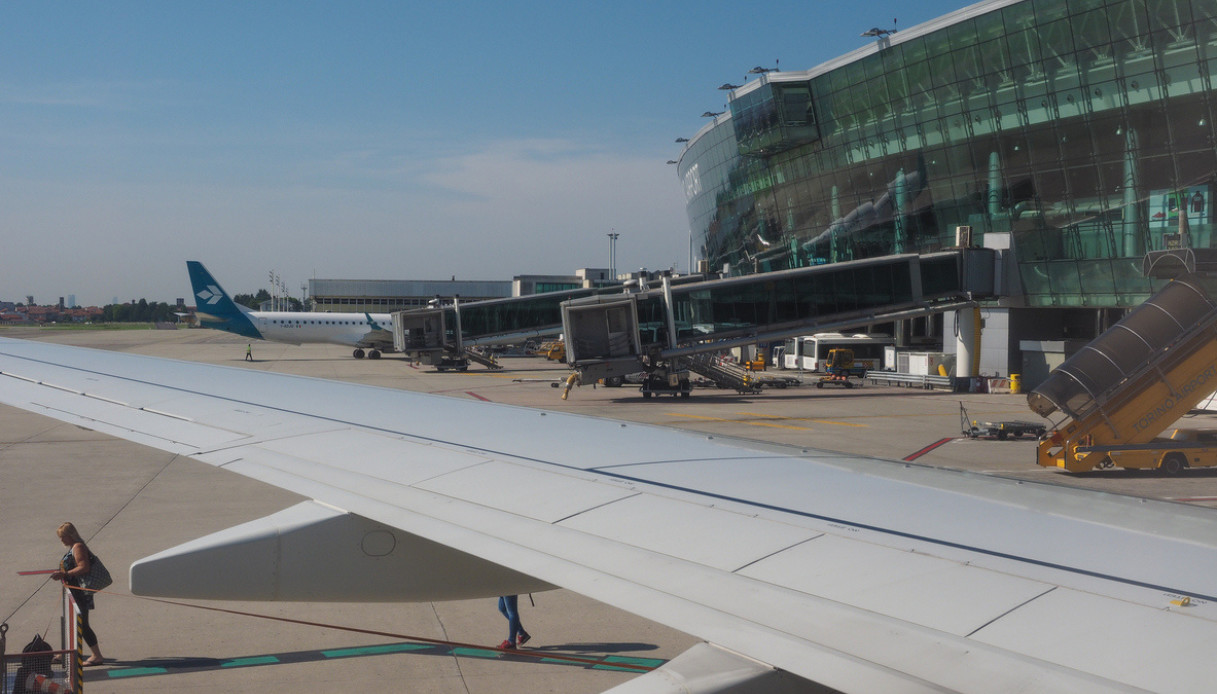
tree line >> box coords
[99,299,179,323]
[99,288,301,323]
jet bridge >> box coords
[392,286,637,370]
[562,249,996,389]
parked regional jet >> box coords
[2,336,1216,692]
[188,261,394,358]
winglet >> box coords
[187,261,264,340]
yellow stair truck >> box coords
[1028,274,1217,473]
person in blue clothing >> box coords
[496,595,530,649]
[50,522,106,666]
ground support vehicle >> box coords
[430,355,470,372]
[816,348,868,389]
[960,403,1046,440]
[1079,428,1217,474]
[816,373,861,389]
[782,333,893,372]
[640,370,692,399]
[1029,274,1217,472]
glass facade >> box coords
[678,0,1217,309]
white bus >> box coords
[782,333,894,372]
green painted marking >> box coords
[451,646,502,659]
[322,643,431,658]
[592,655,664,672]
[106,667,168,678]
[221,655,280,668]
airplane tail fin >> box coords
[364,312,388,331]
[187,261,263,339]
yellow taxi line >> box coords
[665,413,814,431]
[736,411,867,428]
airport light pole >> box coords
[607,231,620,280]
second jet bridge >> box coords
[562,249,996,387]
[392,287,629,369]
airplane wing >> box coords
[1,335,1215,693]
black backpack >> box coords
[13,633,54,694]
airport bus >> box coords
[781,333,894,372]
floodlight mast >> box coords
[862,18,898,39]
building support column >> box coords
[830,185,841,263]
[1122,126,1141,258]
[893,168,908,254]
[955,307,982,380]
[988,151,1001,219]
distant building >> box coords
[512,268,614,295]
[307,270,620,313]
[308,278,513,313]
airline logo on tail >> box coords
[196,285,224,306]
[187,261,263,340]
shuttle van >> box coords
[782,333,894,372]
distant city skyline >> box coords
[2,1,967,307]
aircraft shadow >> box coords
[85,640,666,682]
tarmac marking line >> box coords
[322,643,432,658]
[736,412,867,428]
[903,437,957,461]
[106,667,169,678]
[452,646,508,660]
[221,656,280,668]
[666,413,811,430]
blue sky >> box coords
[2,0,968,307]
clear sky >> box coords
[2,0,969,307]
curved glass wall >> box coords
[678,0,1217,308]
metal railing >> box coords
[867,372,954,389]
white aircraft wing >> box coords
[2,336,1215,694]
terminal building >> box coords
[307,269,616,313]
[676,0,1214,388]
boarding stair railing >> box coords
[459,347,503,370]
[685,353,763,394]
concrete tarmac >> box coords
[4,327,1217,693]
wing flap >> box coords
[972,588,1214,692]
[415,459,639,523]
[559,492,822,572]
[738,533,1054,636]
[254,429,496,486]
[0,372,244,452]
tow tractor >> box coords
[960,402,1046,440]
[815,348,867,389]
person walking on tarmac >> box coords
[497,595,530,649]
[50,522,106,666]
[245,343,253,361]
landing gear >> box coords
[368,349,381,359]
[353,348,365,359]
